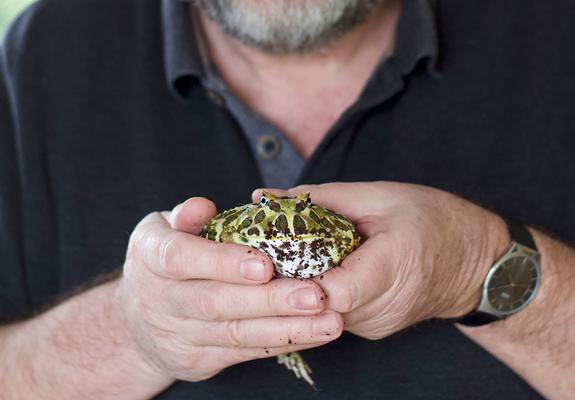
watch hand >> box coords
[507,270,515,285]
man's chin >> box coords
[192,0,384,54]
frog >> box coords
[200,191,361,387]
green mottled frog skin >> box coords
[201,191,360,279]
[200,191,360,388]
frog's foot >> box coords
[277,352,316,389]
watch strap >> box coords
[507,219,536,250]
[455,311,500,327]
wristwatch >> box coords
[456,220,541,327]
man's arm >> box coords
[0,281,171,400]
[265,182,575,400]
[458,229,575,399]
[0,201,342,399]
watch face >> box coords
[487,253,539,314]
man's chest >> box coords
[45,81,575,289]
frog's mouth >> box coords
[263,234,325,241]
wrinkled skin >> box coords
[253,181,508,340]
[118,198,343,383]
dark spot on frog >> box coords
[293,214,307,235]
[247,250,252,254]
[247,227,261,236]
[223,209,243,225]
[268,200,281,212]
[333,219,349,231]
[288,338,293,344]
[309,210,322,225]
[321,217,336,231]
[239,217,253,230]
[295,200,307,213]
[254,210,266,224]
[319,275,324,280]
[274,214,289,234]
[264,348,270,354]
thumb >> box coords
[169,197,218,234]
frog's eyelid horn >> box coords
[295,192,312,203]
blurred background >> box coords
[1,0,35,36]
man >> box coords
[0,0,573,398]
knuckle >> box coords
[265,286,281,313]
[331,281,359,313]
[224,319,244,348]
[211,244,230,280]
[127,213,165,269]
[126,227,146,262]
[195,283,224,321]
[171,349,203,375]
[161,235,184,279]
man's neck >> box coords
[194,1,401,158]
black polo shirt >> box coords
[162,0,437,189]
[3,0,574,398]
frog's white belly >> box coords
[241,236,338,279]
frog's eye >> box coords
[259,196,268,207]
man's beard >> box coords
[191,0,386,54]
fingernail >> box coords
[240,259,267,281]
[313,313,338,335]
[287,288,319,310]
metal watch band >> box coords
[455,219,537,327]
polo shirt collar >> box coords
[162,0,440,100]
[162,0,204,98]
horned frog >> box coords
[200,191,361,387]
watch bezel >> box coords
[477,242,541,318]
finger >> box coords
[234,340,332,362]
[253,183,374,223]
[183,311,343,348]
[311,237,395,314]
[133,212,274,283]
[170,197,218,234]
[287,183,375,221]
[163,279,328,320]
[199,340,333,375]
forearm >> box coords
[458,229,575,399]
[0,280,173,399]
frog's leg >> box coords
[277,352,316,388]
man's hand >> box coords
[118,197,343,382]
[0,198,343,399]
[256,181,575,399]
[253,182,509,340]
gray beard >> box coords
[191,0,385,54]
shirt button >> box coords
[205,89,225,107]
[257,134,282,160]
